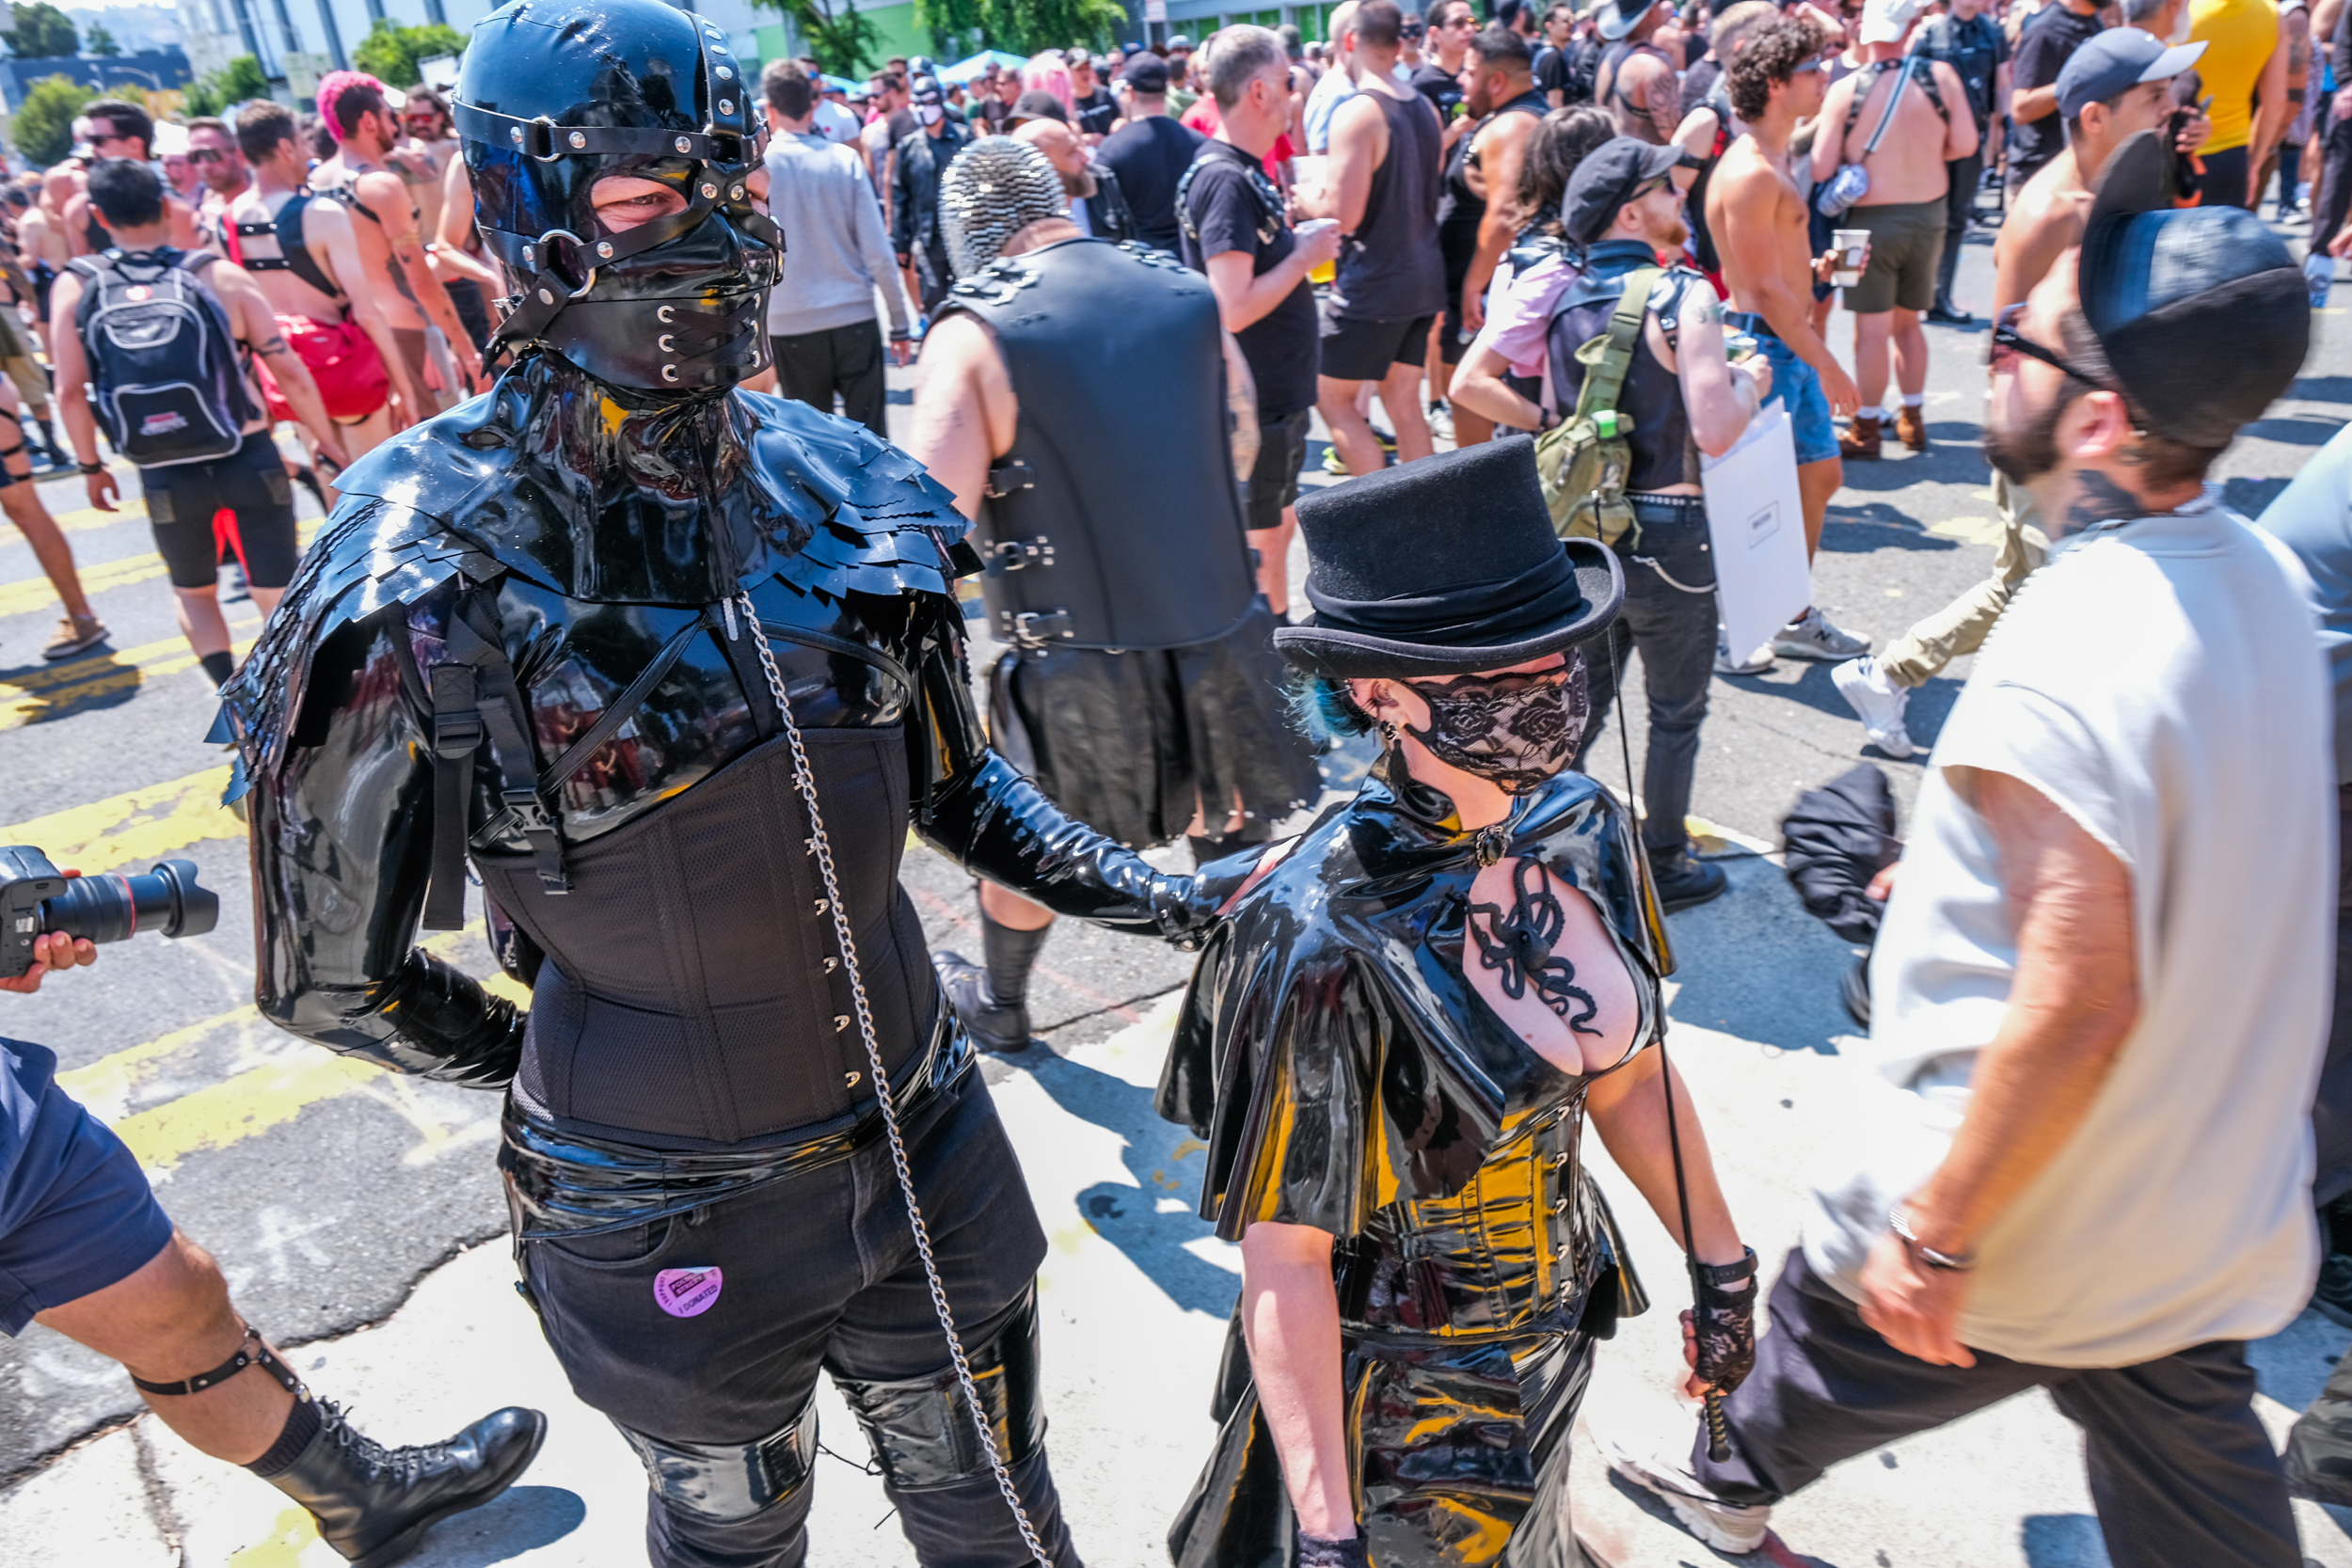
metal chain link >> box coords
[737,594,1054,1568]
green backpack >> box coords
[1534,265,1661,549]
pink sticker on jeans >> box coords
[654,1266,723,1319]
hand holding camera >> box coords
[0,846,218,984]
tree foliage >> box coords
[181,55,269,119]
[85,22,119,56]
[751,0,881,77]
[12,73,91,165]
[912,0,1123,57]
[4,2,80,59]
[352,18,468,87]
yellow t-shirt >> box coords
[2190,0,2280,153]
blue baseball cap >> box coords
[2057,28,2205,121]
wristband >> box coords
[1889,1208,1977,1272]
[77,461,104,475]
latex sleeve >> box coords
[247,610,527,1087]
[905,594,1243,943]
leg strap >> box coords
[616,1392,818,1524]
[130,1324,310,1401]
[834,1285,1045,1491]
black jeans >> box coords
[772,319,890,439]
[1577,496,1716,860]
[1696,1250,2299,1568]
[2197,143,2255,211]
[2317,102,2352,251]
[1935,150,1984,309]
[518,1070,1078,1568]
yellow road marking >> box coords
[0,501,151,543]
[111,1051,383,1170]
[0,765,239,872]
[55,1002,262,1116]
[0,629,257,732]
[0,518,318,619]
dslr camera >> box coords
[1,846,219,979]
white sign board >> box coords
[1700,404,1812,662]
[1145,0,1168,21]
[416,54,460,88]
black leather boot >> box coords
[262,1401,547,1568]
[1645,847,1728,913]
[935,951,1038,1053]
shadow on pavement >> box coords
[1817,502,1965,550]
[411,1484,587,1565]
[1024,1051,1242,1320]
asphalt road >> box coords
[3,225,2351,1565]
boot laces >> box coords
[320,1401,458,1482]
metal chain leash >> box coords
[736,594,1055,1568]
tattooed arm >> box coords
[213,258,351,470]
[1222,327,1262,481]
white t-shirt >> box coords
[811,99,863,146]
[1804,494,2334,1368]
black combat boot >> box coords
[935,910,1051,1053]
[1645,845,1728,913]
[260,1400,547,1568]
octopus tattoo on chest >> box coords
[1466,856,1603,1038]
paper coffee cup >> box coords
[1832,228,1868,288]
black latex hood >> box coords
[455,0,780,393]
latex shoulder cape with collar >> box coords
[1155,760,1668,1241]
[216,355,1230,1090]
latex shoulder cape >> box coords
[219,354,1225,1097]
[1156,758,1668,1245]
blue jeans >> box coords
[1576,496,1717,860]
[1725,313,1839,467]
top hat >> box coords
[1275,437,1624,679]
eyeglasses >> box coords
[188,148,230,166]
[1990,305,2106,388]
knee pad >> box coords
[835,1285,1046,1491]
[614,1393,817,1525]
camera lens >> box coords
[41,860,219,946]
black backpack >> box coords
[69,245,252,468]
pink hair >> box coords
[315,71,389,142]
[1021,54,1075,114]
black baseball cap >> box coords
[2076,129,2307,447]
[1010,90,1069,124]
[1563,136,1685,245]
[1120,51,1170,91]
[2055,28,2205,122]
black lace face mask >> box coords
[1399,652,1591,795]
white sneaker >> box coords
[1603,1433,1774,1555]
[1772,606,1870,662]
[1832,656,1914,759]
[1715,626,1774,676]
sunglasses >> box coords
[1990,305,2106,388]
[188,148,230,166]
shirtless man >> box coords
[1810,0,1976,458]
[310,71,483,413]
[1594,0,1684,144]
[1455,26,1549,360]
[1833,33,2211,755]
[60,102,201,256]
[54,160,349,685]
[15,178,64,354]
[230,101,421,465]
[185,118,252,248]
[391,88,459,254]
[1708,14,1875,669]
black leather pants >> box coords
[517,1072,1080,1568]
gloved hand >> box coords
[1297,1528,1372,1568]
[1684,1245,1759,1398]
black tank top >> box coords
[1438,90,1548,249]
[1332,87,1446,323]
[1546,245,1704,494]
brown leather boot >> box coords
[1894,404,1928,451]
[1838,413,1883,460]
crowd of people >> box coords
[3,0,2352,1565]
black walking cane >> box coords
[1602,628,1731,1461]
